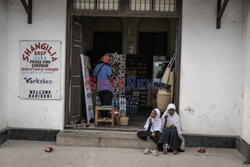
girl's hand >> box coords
[169,124,176,128]
[151,133,155,137]
[149,118,152,124]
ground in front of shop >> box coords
[0,140,249,167]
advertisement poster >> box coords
[20,41,61,99]
[80,54,94,123]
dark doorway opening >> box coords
[94,32,122,54]
[65,15,181,131]
[139,33,168,56]
[139,32,168,78]
[90,32,122,66]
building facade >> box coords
[0,0,250,157]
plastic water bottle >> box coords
[96,96,101,106]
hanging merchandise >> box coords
[108,53,127,116]
[161,54,176,84]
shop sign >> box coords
[20,41,61,99]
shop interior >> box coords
[67,16,177,130]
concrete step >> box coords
[56,130,156,149]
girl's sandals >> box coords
[144,148,149,154]
[150,149,159,156]
[173,150,178,155]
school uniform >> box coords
[158,104,182,152]
[137,109,163,151]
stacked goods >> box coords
[126,55,150,108]
[157,54,176,111]
[126,90,140,115]
[157,88,171,112]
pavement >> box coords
[0,140,249,167]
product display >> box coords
[108,53,127,116]
[126,90,140,115]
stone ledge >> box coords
[183,134,236,148]
[236,137,250,163]
[0,128,8,145]
[56,130,156,149]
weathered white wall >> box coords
[2,0,249,137]
[0,0,8,130]
[180,0,245,136]
[6,0,66,130]
[241,0,250,144]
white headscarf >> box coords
[161,103,181,135]
[144,108,163,133]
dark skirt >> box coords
[137,131,163,151]
[158,127,181,151]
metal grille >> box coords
[130,0,152,11]
[73,0,95,10]
[129,0,176,12]
[97,0,120,11]
[154,0,176,12]
[73,0,120,11]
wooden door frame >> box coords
[65,0,183,125]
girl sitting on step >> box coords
[137,108,163,156]
[158,103,183,155]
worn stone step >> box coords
[56,130,156,149]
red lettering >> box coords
[35,42,40,49]
[50,52,56,57]
[47,46,52,54]
[106,79,113,89]
[30,45,35,52]
[46,44,49,51]
[116,79,125,89]
[87,77,96,89]
[24,48,31,56]
[41,43,47,50]
[108,79,115,89]
[23,54,29,62]
[97,79,105,90]
[51,57,58,62]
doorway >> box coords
[65,0,182,129]
[94,32,122,54]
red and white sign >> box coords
[20,41,61,99]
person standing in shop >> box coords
[93,55,113,117]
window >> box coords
[129,0,177,12]
[154,0,176,12]
[73,0,95,10]
[97,0,120,10]
[73,0,120,11]
[72,0,177,12]
[130,0,152,11]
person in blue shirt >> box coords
[93,55,113,117]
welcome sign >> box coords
[20,41,61,99]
